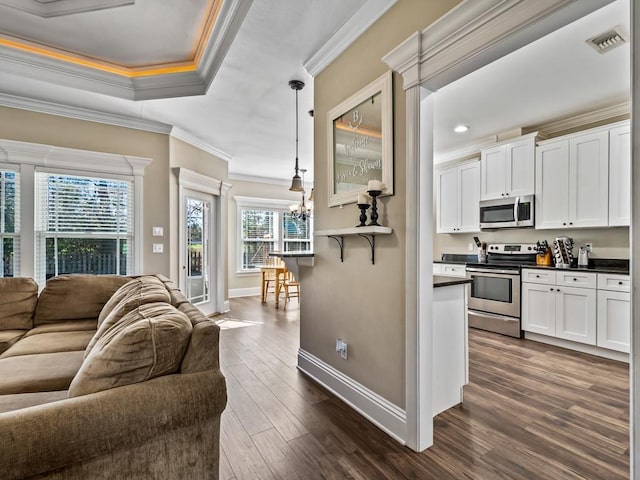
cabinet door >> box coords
[597,290,630,353]
[535,141,569,229]
[555,286,596,345]
[569,131,609,228]
[458,162,480,232]
[608,124,631,226]
[506,137,535,197]
[480,145,505,200]
[436,166,459,233]
[521,283,556,336]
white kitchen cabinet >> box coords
[436,160,479,233]
[536,129,609,229]
[608,123,631,226]
[522,268,597,346]
[480,135,535,200]
[597,273,630,353]
[522,282,556,336]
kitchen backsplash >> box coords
[433,226,629,260]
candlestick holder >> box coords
[356,204,370,227]
[366,189,382,226]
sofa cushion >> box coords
[69,303,192,397]
[85,276,171,358]
[0,351,84,394]
[0,330,28,355]
[34,274,131,326]
[23,320,97,338]
[0,390,68,414]
[0,331,95,359]
[0,277,38,330]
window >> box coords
[236,196,313,272]
[35,171,133,283]
[0,169,19,277]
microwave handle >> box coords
[514,196,520,223]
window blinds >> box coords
[0,168,20,277]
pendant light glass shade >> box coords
[289,173,304,192]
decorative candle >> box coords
[357,193,369,205]
[367,180,384,191]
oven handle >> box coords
[466,267,520,276]
[514,196,520,224]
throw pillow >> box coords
[68,302,192,397]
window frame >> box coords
[235,196,313,274]
[0,139,151,281]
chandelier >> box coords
[289,168,313,221]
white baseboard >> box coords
[525,332,630,363]
[297,349,406,444]
[223,300,230,313]
[228,287,261,298]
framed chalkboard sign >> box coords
[327,71,393,207]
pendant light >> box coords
[288,79,305,192]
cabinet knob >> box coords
[501,193,505,197]
[563,222,567,226]
[550,287,554,291]
[569,222,573,225]
[573,278,577,281]
[619,281,623,285]
[557,289,561,292]
[536,275,540,278]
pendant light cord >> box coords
[294,87,299,175]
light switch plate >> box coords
[152,226,164,237]
[152,243,164,253]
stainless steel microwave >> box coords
[479,195,534,229]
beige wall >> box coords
[227,178,302,293]
[305,0,461,409]
[0,106,171,277]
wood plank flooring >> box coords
[218,297,629,479]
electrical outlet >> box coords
[468,243,474,252]
[152,243,164,253]
[336,338,348,360]
[584,243,593,252]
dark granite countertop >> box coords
[269,251,314,258]
[522,264,629,275]
[433,275,473,288]
[435,254,478,264]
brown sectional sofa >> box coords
[0,274,227,479]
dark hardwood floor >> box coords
[218,296,629,480]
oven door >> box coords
[466,267,520,318]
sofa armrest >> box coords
[0,369,227,480]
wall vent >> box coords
[586,26,628,54]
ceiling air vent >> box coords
[586,26,628,54]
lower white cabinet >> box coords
[597,273,630,353]
[521,281,596,345]
[522,269,630,353]
[433,263,466,278]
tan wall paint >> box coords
[306,0,461,409]
[168,137,229,294]
[0,106,171,277]
[227,179,303,292]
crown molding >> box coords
[304,0,397,77]
[0,0,252,100]
[434,135,496,165]
[383,0,615,91]
[170,126,232,162]
[0,0,135,18]
[532,102,630,137]
[233,195,296,209]
[0,92,172,134]
[227,171,314,189]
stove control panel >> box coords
[486,243,537,254]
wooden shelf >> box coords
[315,226,393,264]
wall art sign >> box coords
[327,70,393,207]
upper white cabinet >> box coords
[436,160,480,233]
[536,129,609,229]
[608,123,631,226]
[480,135,536,200]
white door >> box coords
[506,137,535,197]
[569,131,609,228]
[521,283,556,336]
[609,124,631,226]
[458,162,480,232]
[436,166,459,233]
[597,290,631,353]
[181,188,217,314]
[535,141,569,229]
[555,286,596,345]
[480,145,505,200]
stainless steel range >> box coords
[466,243,538,338]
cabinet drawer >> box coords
[442,264,467,278]
[597,273,630,292]
[522,269,555,285]
[556,271,596,289]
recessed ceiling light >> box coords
[454,125,469,133]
